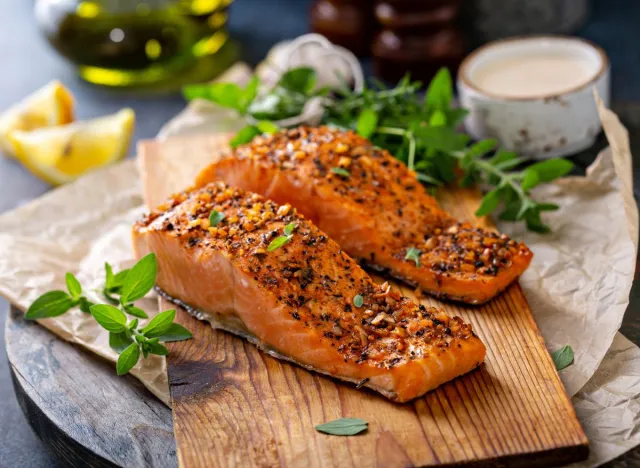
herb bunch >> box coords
[26,253,192,375]
[185,67,574,232]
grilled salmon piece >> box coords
[196,126,532,304]
[132,182,486,402]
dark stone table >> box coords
[0,0,638,466]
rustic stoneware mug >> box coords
[457,36,610,159]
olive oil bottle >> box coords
[35,0,238,88]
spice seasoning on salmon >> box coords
[132,182,486,402]
[196,126,533,304]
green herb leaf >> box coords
[283,222,297,236]
[116,342,140,375]
[123,304,149,319]
[475,189,502,217]
[238,76,259,113]
[146,341,169,356]
[25,290,75,320]
[526,159,574,182]
[353,294,364,308]
[141,309,177,337]
[331,167,350,178]
[521,168,540,191]
[315,418,368,436]
[65,273,82,299]
[209,210,225,227]
[267,236,291,252]
[551,345,574,370]
[425,68,453,113]
[129,319,139,330]
[90,304,127,333]
[119,253,157,304]
[207,82,243,110]
[278,67,317,94]
[145,323,193,342]
[356,108,378,138]
[256,120,279,134]
[78,297,94,314]
[109,331,134,353]
[230,125,260,148]
[404,247,422,267]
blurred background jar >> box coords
[35,0,238,89]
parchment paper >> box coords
[1,94,639,467]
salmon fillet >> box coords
[132,182,486,402]
[196,126,533,304]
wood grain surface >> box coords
[150,135,590,468]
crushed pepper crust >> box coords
[137,182,479,369]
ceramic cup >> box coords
[457,36,610,159]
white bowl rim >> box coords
[458,35,609,102]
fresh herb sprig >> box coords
[315,417,368,436]
[186,67,574,232]
[267,222,297,251]
[551,345,574,371]
[25,254,193,375]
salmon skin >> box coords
[196,126,533,304]
[132,182,486,402]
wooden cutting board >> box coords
[139,135,589,468]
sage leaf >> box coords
[551,345,574,371]
[117,343,140,375]
[209,210,225,227]
[141,309,176,337]
[90,304,127,333]
[65,273,82,299]
[146,323,193,342]
[119,253,157,304]
[25,290,75,320]
[109,331,134,353]
[315,418,368,436]
[404,247,421,267]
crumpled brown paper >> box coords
[0,91,639,467]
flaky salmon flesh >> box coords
[132,182,486,402]
[196,126,533,304]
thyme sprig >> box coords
[184,68,574,232]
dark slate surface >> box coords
[1,0,639,466]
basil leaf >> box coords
[551,345,574,371]
[521,168,540,191]
[356,108,378,139]
[230,125,260,148]
[404,247,422,267]
[278,67,317,94]
[267,235,291,252]
[142,309,177,337]
[146,323,193,342]
[90,304,127,333]
[331,167,350,178]
[209,210,225,227]
[109,331,134,353]
[315,418,368,436]
[425,68,452,113]
[475,189,502,217]
[256,120,279,135]
[123,304,149,319]
[353,294,364,308]
[526,159,574,182]
[146,341,169,356]
[25,290,75,320]
[116,343,140,375]
[65,273,82,299]
[119,253,157,304]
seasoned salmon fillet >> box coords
[132,182,486,402]
[196,126,533,304]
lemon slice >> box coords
[8,108,135,186]
[0,81,75,158]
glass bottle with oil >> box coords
[35,0,238,88]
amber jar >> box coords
[372,0,464,83]
[310,0,375,56]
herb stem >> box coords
[407,132,416,170]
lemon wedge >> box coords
[8,108,135,186]
[0,81,75,158]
